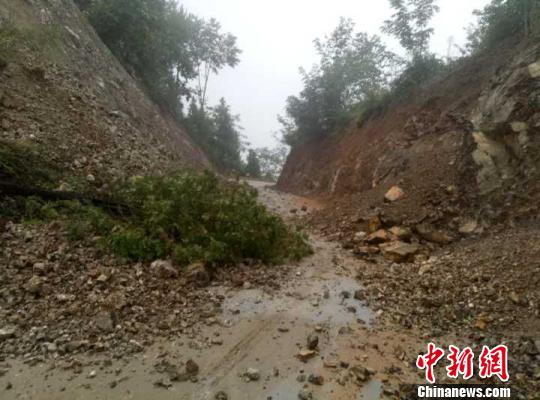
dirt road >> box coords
[1,182,420,400]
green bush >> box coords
[4,171,312,266]
[111,171,311,264]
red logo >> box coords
[478,345,509,382]
[446,345,474,380]
[416,344,509,383]
[416,342,445,384]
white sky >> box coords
[179,0,490,148]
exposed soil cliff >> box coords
[278,39,540,230]
[0,0,209,190]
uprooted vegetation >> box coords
[0,141,311,267]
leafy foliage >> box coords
[6,172,311,266]
[245,149,262,179]
[185,99,244,173]
[0,140,57,189]
[75,0,240,119]
[466,0,540,52]
[254,146,289,181]
[382,0,440,57]
[280,18,398,145]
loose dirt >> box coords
[0,182,424,400]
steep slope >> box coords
[0,0,209,189]
[278,39,540,229]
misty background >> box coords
[180,0,491,149]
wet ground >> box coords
[0,181,420,399]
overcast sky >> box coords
[179,0,490,149]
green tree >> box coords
[382,0,440,57]
[211,98,244,172]
[280,19,397,145]
[189,18,241,110]
[466,0,540,53]
[245,149,261,179]
[255,145,289,180]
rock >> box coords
[94,311,114,333]
[151,259,179,279]
[185,359,199,376]
[215,391,228,400]
[0,327,16,340]
[353,290,365,301]
[388,226,412,241]
[186,262,210,286]
[353,231,367,242]
[244,368,260,381]
[307,334,319,350]
[418,264,432,275]
[308,373,324,385]
[24,275,44,295]
[298,389,313,400]
[365,229,390,244]
[350,365,374,383]
[32,262,47,274]
[528,60,540,78]
[301,205,308,212]
[154,377,172,389]
[510,121,528,132]
[415,224,453,245]
[384,186,405,202]
[86,174,96,183]
[367,215,382,233]
[379,241,420,263]
[459,220,478,235]
[354,246,379,256]
[87,370,97,379]
[297,349,316,362]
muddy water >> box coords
[0,182,400,400]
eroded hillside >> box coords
[0,0,209,190]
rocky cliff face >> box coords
[0,0,209,189]
[278,40,540,226]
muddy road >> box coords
[1,182,420,400]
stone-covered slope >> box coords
[0,0,209,189]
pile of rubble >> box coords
[0,221,289,362]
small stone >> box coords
[365,229,390,244]
[151,260,179,279]
[94,311,114,333]
[296,374,306,382]
[308,373,324,385]
[528,60,540,78]
[185,359,199,375]
[353,231,367,242]
[353,290,364,301]
[244,368,260,381]
[298,389,313,400]
[415,224,453,245]
[459,220,478,235]
[215,391,228,400]
[0,327,16,340]
[307,334,319,350]
[24,275,43,295]
[384,186,405,202]
[87,370,97,379]
[86,174,96,182]
[379,241,420,263]
[388,226,412,241]
[297,349,316,362]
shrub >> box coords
[111,171,311,264]
[4,170,312,267]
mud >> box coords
[0,182,421,400]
